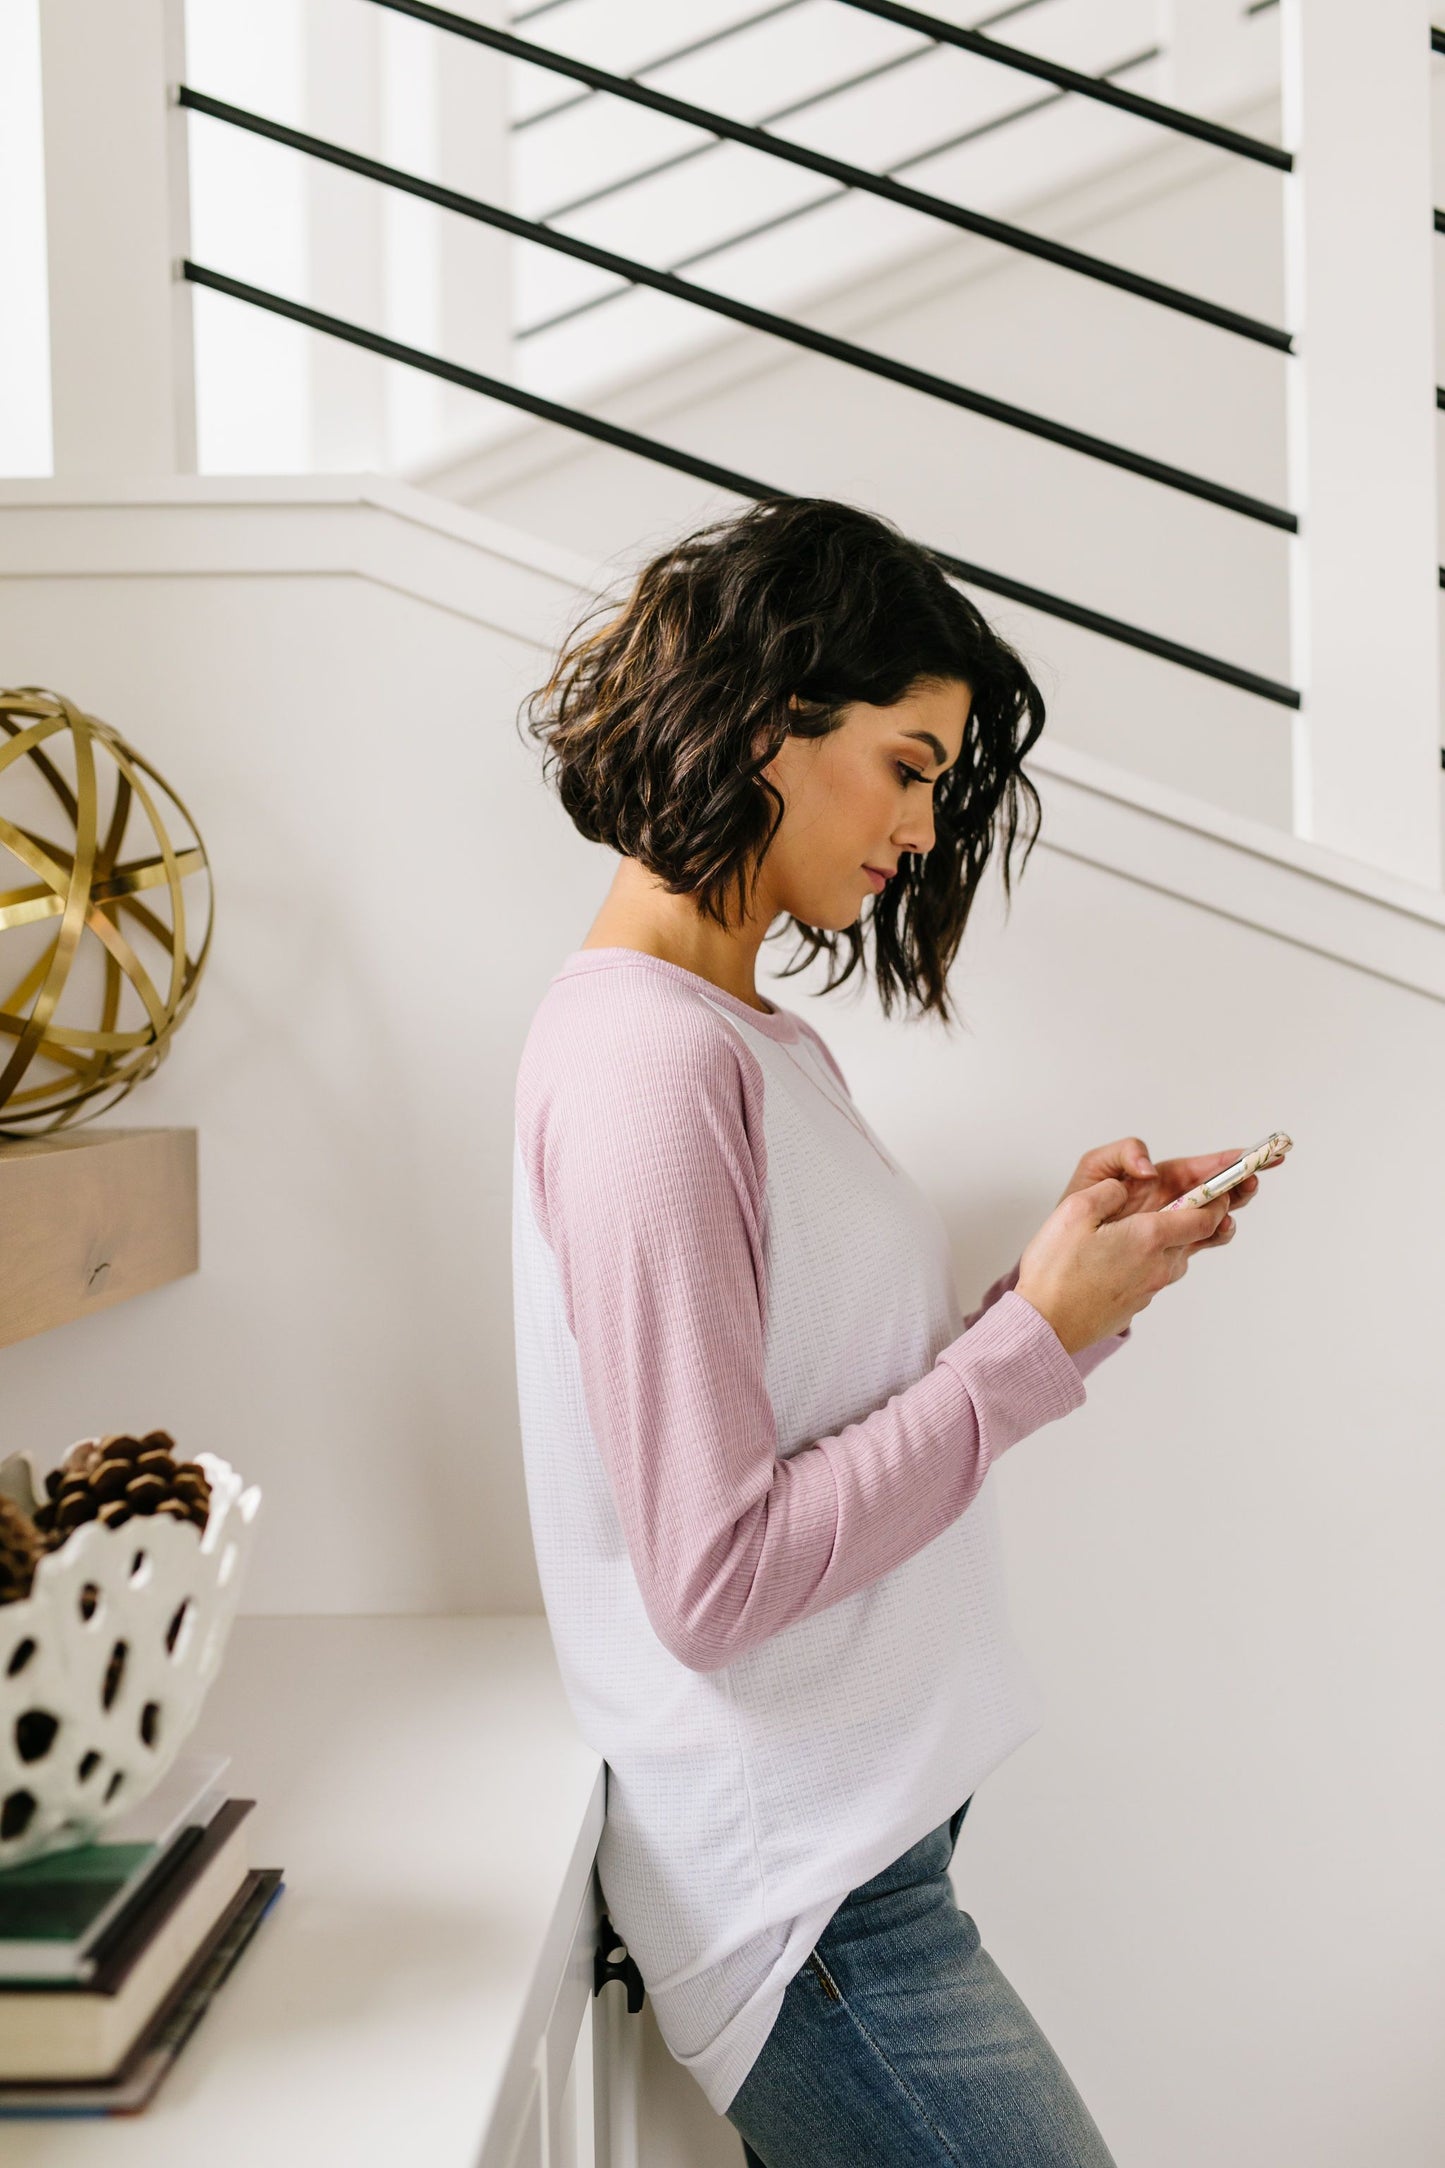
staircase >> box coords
[6,0,1445,887]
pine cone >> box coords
[32,1432,211,1550]
[0,1494,43,1604]
[62,1437,106,1485]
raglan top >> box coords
[511,947,1130,2115]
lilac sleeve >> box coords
[518,995,1098,1674]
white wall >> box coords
[0,485,598,1617]
[0,483,1440,2165]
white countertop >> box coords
[4,1615,606,2165]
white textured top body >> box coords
[511,948,1127,2113]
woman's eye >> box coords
[896,764,927,787]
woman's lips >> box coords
[863,867,887,893]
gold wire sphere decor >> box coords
[0,688,214,1137]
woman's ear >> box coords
[752,706,792,771]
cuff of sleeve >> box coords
[936,1286,1087,1462]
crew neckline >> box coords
[557,947,805,1042]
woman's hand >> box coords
[1016,1176,1232,1355]
[1056,1136,1267,1246]
[1015,1134,1280,1355]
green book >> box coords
[0,1753,230,1983]
[0,1867,283,2114]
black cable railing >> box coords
[518,43,1160,340]
[178,87,1294,533]
[831,0,1290,168]
[488,1,1445,770]
[180,258,1299,711]
[509,0,1289,170]
[525,19,1085,233]
[363,0,1292,350]
[174,0,1303,714]
[514,0,811,133]
[513,0,1047,142]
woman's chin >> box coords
[777,880,872,932]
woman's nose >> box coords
[896,806,936,856]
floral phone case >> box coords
[1163,1130,1292,1211]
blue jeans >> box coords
[725,1798,1118,2167]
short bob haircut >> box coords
[521,496,1047,1026]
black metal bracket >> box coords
[594,1913,645,2014]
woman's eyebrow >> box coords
[901,730,953,771]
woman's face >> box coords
[756,677,970,931]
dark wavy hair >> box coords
[519,497,1047,1026]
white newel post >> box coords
[304,0,388,472]
[1280,0,1443,889]
[37,0,195,476]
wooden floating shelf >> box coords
[0,1126,198,1351]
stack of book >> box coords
[0,1751,283,2116]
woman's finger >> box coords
[1197,1213,1237,1248]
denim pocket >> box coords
[806,1949,844,2004]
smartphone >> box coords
[1161,1130,1292,1211]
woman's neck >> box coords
[580,860,775,1014]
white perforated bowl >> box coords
[0,1446,262,1869]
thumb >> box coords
[1077,1176,1128,1223]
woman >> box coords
[511,497,1257,2166]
